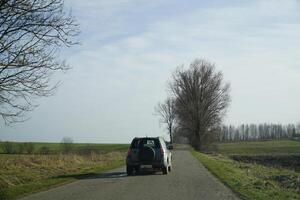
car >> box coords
[126,137,173,175]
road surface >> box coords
[21,148,239,200]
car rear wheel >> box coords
[126,165,134,176]
[162,166,168,175]
[134,165,140,173]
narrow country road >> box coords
[20,148,239,200]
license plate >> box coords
[141,165,152,168]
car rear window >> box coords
[130,138,161,149]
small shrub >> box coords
[39,146,50,154]
[23,143,35,154]
[2,142,14,154]
[16,143,26,154]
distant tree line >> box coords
[215,123,299,142]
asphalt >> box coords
[20,148,239,200]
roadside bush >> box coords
[16,143,25,154]
[2,142,14,154]
[23,143,35,154]
[39,146,50,154]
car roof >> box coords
[133,137,162,140]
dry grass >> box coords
[0,151,125,199]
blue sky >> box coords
[1,0,300,143]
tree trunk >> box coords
[193,131,201,151]
[169,125,173,143]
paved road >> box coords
[21,149,239,200]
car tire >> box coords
[134,165,140,173]
[162,166,168,175]
[168,165,172,172]
[126,165,134,176]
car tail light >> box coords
[127,149,132,156]
[160,148,164,155]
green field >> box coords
[213,140,300,155]
[192,140,300,200]
[0,143,128,200]
[0,141,129,154]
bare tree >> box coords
[170,59,230,150]
[61,137,74,154]
[0,0,79,124]
[155,97,176,143]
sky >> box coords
[1,0,300,143]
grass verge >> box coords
[191,150,300,200]
[0,150,126,200]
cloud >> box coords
[63,0,300,126]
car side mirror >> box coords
[167,145,173,150]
